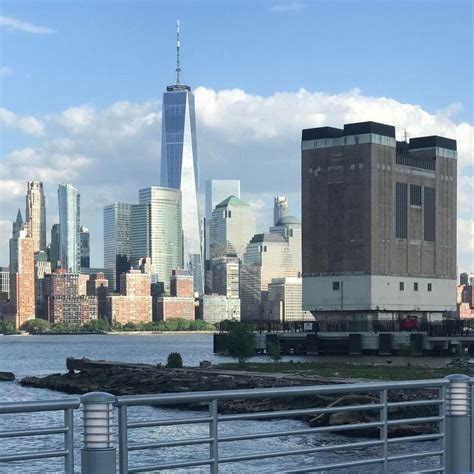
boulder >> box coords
[200,360,212,368]
[0,372,15,381]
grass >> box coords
[216,361,474,381]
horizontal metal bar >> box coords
[116,379,449,407]
[387,450,443,462]
[219,403,383,421]
[387,415,443,426]
[219,440,384,464]
[128,457,213,473]
[128,436,213,451]
[388,399,444,408]
[283,456,385,473]
[0,399,79,414]
[0,449,68,462]
[0,426,67,439]
[408,469,443,474]
[387,433,443,444]
[128,416,212,429]
[219,421,384,442]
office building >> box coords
[50,224,61,271]
[9,228,35,329]
[25,181,46,252]
[104,203,132,292]
[273,196,288,226]
[80,226,90,268]
[0,267,10,300]
[240,233,299,320]
[58,184,80,273]
[34,251,51,318]
[301,121,457,321]
[209,196,256,261]
[160,21,203,294]
[138,187,182,289]
[106,270,152,325]
[199,295,240,324]
[266,277,313,321]
[460,273,474,286]
[210,257,240,298]
[86,273,109,318]
[12,209,24,238]
[205,180,241,259]
[270,215,302,274]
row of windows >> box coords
[332,281,433,292]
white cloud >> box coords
[0,88,473,269]
[271,2,307,12]
[0,66,13,77]
[0,15,55,34]
[0,108,45,136]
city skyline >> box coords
[1,2,472,272]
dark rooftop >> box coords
[409,136,457,151]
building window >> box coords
[399,282,404,291]
[414,282,419,291]
[424,187,435,242]
[410,184,422,206]
[428,283,432,292]
[228,211,232,218]
[332,281,340,291]
[396,182,408,239]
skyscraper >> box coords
[138,187,182,290]
[58,184,80,273]
[26,181,46,253]
[301,121,457,321]
[104,203,131,293]
[273,196,288,226]
[160,20,203,294]
[80,226,90,268]
[209,196,256,261]
[205,180,241,259]
[50,224,61,271]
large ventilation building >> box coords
[301,121,457,323]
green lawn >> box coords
[216,361,474,381]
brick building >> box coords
[156,270,195,321]
[86,273,109,318]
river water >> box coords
[0,334,441,473]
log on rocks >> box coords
[0,372,15,381]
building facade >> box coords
[25,181,46,253]
[48,296,97,325]
[266,277,313,321]
[170,269,194,297]
[50,224,61,271]
[80,226,90,268]
[86,273,109,318]
[0,267,9,300]
[160,24,203,294]
[34,251,51,318]
[58,184,81,273]
[273,196,288,226]
[200,295,240,324]
[301,121,457,321]
[210,257,240,298]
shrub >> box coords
[226,321,256,367]
[267,342,281,361]
[22,318,50,333]
[167,352,183,369]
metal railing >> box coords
[1,376,473,473]
[0,398,79,472]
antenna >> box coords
[176,19,181,85]
[404,129,408,143]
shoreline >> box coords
[1,330,216,337]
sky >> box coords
[1,0,473,271]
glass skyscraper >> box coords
[160,21,203,294]
[58,184,80,273]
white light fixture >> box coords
[446,374,471,417]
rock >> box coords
[0,372,15,381]
[329,411,363,425]
[200,360,212,368]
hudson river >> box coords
[0,334,440,473]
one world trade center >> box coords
[160,20,203,294]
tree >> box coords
[1,321,16,335]
[167,352,183,368]
[22,319,50,334]
[267,341,281,361]
[226,322,256,367]
[83,318,109,332]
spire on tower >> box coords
[176,19,181,85]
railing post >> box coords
[209,399,219,474]
[80,392,116,474]
[445,375,471,474]
[471,377,474,472]
[64,407,75,473]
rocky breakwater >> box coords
[21,358,439,438]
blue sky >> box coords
[1,0,473,269]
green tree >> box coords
[226,322,256,367]
[83,318,109,332]
[166,352,183,368]
[22,319,50,334]
[267,342,281,361]
[1,321,16,334]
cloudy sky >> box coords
[1,0,473,271]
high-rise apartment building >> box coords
[86,273,109,318]
[0,267,10,300]
[160,21,203,294]
[138,187,182,289]
[9,228,35,328]
[80,226,90,268]
[34,251,51,318]
[58,184,80,273]
[301,121,457,321]
[273,196,288,226]
[157,269,195,321]
[240,233,299,320]
[170,269,194,298]
[104,203,132,292]
[50,224,61,271]
[26,181,46,252]
[205,180,241,260]
[209,196,256,261]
